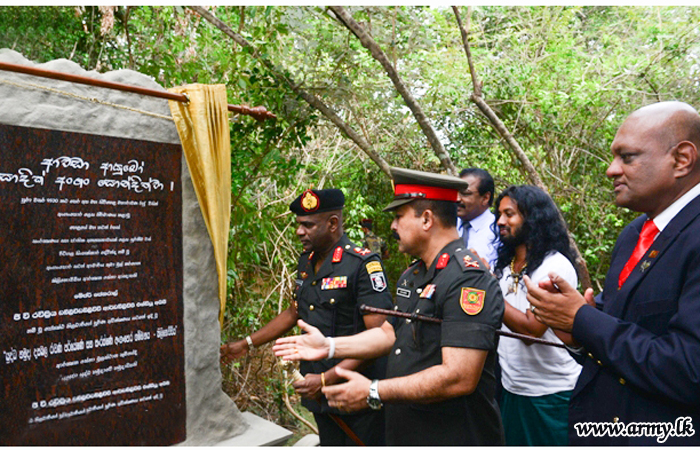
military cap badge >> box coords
[301,190,320,212]
[290,188,345,216]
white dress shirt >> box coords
[457,208,499,269]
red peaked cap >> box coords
[383,167,469,212]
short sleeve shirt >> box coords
[498,251,582,395]
[385,238,505,445]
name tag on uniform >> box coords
[321,276,347,290]
[396,287,411,298]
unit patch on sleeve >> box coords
[321,276,348,290]
[370,272,387,292]
[419,284,436,299]
[366,261,383,274]
[460,287,485,315]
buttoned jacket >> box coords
[293,233,393,414]
[570,195,700,445]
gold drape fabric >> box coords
[168,84,230,325]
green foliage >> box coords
[6,4,700,430]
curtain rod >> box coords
[0,61,276,121]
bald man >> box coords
[525,102,700,445]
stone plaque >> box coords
[0,124,185,445]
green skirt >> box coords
[500,389,572,446]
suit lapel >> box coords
[613,195,700,319]
[604,216,645,318]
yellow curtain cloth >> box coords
[168,84,230,325]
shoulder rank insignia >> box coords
[321,276,347,290]
[420,284,436,299]
[463,255,480,269]
[436,253,450,269]
[648,250,659,258]
[370,272,387,292]
[300,271,308,279]
[300,190,320,212]
[354,247,371,256]
[366,261,382,274]
[460,287,485,315]
[332,246,343,263]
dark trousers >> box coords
[314,409,385,446]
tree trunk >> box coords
[452,6,592,290]
[190,5,392,177]
[329,6,458,176]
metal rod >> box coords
[360,304,566,349]
[0,60,276,121]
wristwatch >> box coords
[366,379,383,410]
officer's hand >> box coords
[524,272,587,333]
[220,340,248,362]
[293,373,323,401]
[322,367,371,413]
[273,319,329,361]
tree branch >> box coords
[329,6,457,176]
[453,5,481,96]
[190,5,392,177]
[452,6,592,290]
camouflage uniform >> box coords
[362,230,388,257]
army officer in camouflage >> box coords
[221,188,393,446]
[274,168,506,446]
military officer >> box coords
[221,188,393,446]
[274,168,506,446]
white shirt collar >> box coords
[652,181,700,232]
[468,208,495,232]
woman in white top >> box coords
[492,185,582,446]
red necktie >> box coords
[618,219,659,288]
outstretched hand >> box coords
[273,319,330,361]
[524,272,589,333]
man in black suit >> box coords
[525,101,700,445]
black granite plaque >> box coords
[0,124,185,445]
